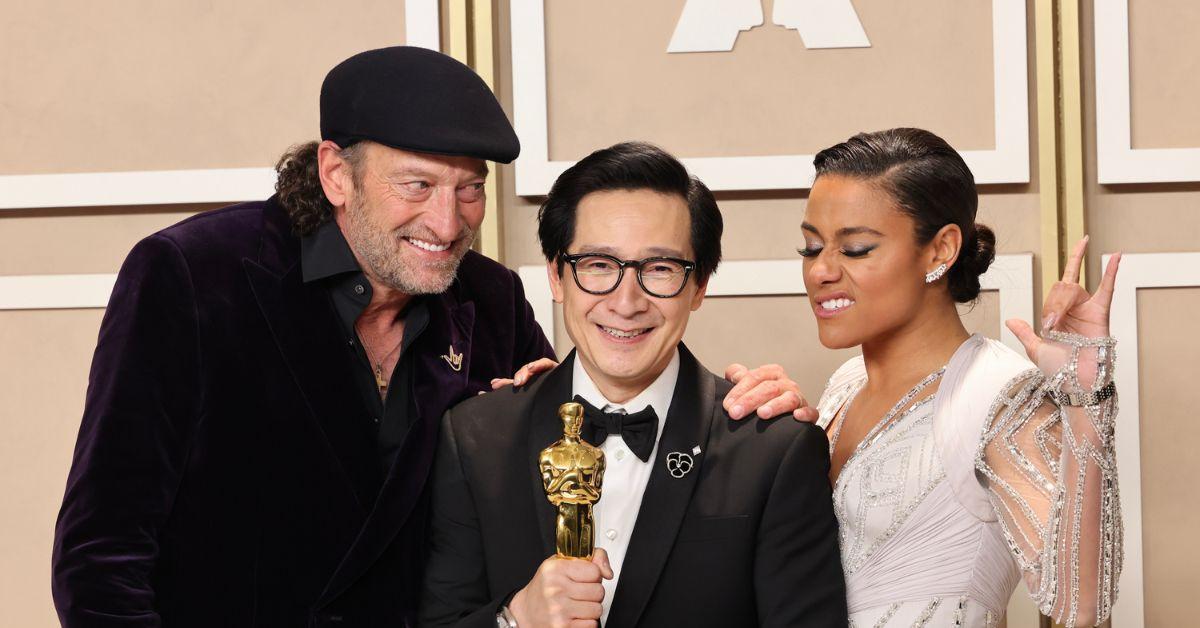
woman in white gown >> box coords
[800,129,1121,627]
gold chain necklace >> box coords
[357,327,404,398]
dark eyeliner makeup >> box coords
[841,245,877,258]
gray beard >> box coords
[343,197,474,295]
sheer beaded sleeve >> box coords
[976,332,1122,627]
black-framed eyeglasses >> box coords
[561,253,697,298]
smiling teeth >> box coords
[601,326,648,339]
[820,298,855,310]
[407,237,451,252]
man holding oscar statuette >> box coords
[51,47,813,627]
[419,142,847,627]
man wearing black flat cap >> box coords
[51,46,553,628]
[51,47,809,628]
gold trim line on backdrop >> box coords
[1036,0,1062,291]
[448,0,502,260]
[1057,0,1088,290]
[1037,0,1089,297]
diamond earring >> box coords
[924,263,948,284]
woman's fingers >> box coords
[1092,251,1122,310]
[1006,318,1042,361]
[755,389,808,419]
[793,406,820,423]
[1062,235,1089,284]
[1041,281,1091,331]
[1043,235,1089,331]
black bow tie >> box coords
[573,395,659,462]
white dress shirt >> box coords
[570,350,679,625]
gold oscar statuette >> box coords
[539,402,605,559]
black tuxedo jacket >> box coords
[51,197,553,627]
[419,347,847,627]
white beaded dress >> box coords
[816,334,1121,627]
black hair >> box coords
[812,128,996,303]
[274,140,367,236]
[537,141,723,283]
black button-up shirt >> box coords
[300,220,429,472]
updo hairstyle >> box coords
[812,128,996,303]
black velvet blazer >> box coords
[419,347,848,628]
[52,197,554,628]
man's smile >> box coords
[596,324,654,342]
[402,236,452,253]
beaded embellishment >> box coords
[976,331,1122,626]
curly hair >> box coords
[274,141,367,236]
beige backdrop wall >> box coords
[0,2,412,625]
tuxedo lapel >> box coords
[243,258,380,512]
[606,345,715,627]
[527,351,578,557]
[316,292,477,607]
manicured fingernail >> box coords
[731,405,745,419]
[1042,313,1057,330]
[759,404,772,417]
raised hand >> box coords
[1005,236,1122,388]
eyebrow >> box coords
[572,245,688,258]
[801,222,885,238]
[390,166,432,177]
[389,164,489,181]
[644,246,687,258]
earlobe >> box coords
[546,261,564,304]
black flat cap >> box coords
[320,46,520,163]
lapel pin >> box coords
[666,451,694,479]
[441,344,463,372]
